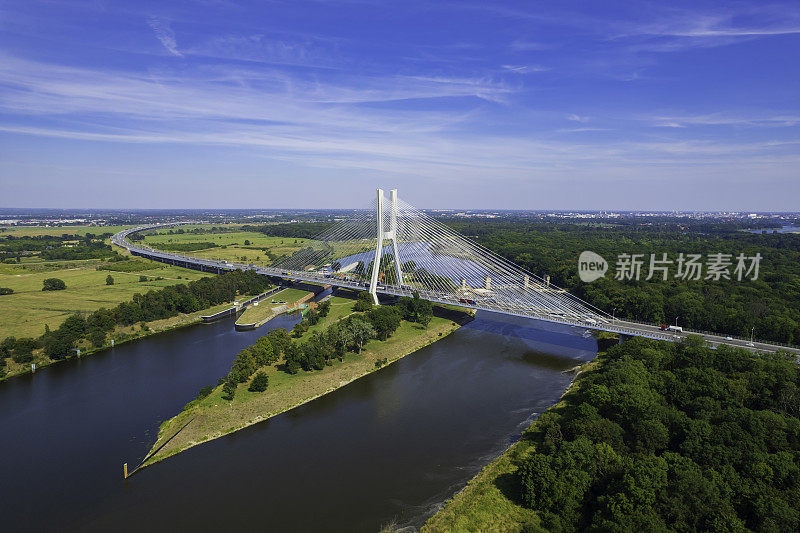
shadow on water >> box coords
[0,305,595,533]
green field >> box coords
[143,231,309,267]
[0,259,210,338]
[0,225,135,238]
[0,223,317,341]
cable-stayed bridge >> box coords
[112,189,799,355]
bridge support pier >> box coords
[369,188,402,305]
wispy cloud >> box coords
[0,49,796,187]
[567,114,589,123]
[147,16,182,57]
[501,64,548,74]
[651,113,800,128]
[509,39,551,51]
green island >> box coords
[140,291,473,468]
[423,335,800,532]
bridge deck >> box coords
[113,223,800,356]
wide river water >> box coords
[0,305,596,532]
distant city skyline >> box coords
[1,1,798,210]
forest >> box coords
[0,233,118,262]
[444,219,800,345]
[518,337,799,532]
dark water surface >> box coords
[0,310,595,532]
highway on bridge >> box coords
[112,223,800,358]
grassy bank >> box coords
[139,303,473,469]
[0,300,243,382]
[422,357,600,532]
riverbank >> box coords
[1,299,246,383]
[138,303,474,469]
[421,355,602,532]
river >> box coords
[0,307,596,532]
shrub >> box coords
[221,379,236,401]
[139,275,148,282]
[0,336,16,357]
[106,274,114,285]
[42,278,66,291]
[88,329,106,348]
[197,385,214,399]
[0,287,13,295]
[248,371,269,392]
[11,338,37,364]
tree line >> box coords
[218,292,434,400]
[0,270,273,372]
[516,337,800,531]
[240,222,332,239]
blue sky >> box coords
[0,1,798,210]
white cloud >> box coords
[501,64,548,74]
[0,52,797,187]
[567,114,589,123]
[147,16,182,57]
[652,113,800,128]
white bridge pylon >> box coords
[369,189,403,304]
[273,188,610,325]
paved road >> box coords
[614,320,800,357]
[112,224,800,359]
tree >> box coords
[348,317,376,353]
[418,308,432,328]
[0,287,13,295]
[11,338,37,363]
[248,371,269,392]
[60,314,87,341]
[88,329,106,348]
[291,322,307,338]
[139,275,148,282]
[354,291,374,311]
[318,300,331,317]
[221,378,237,400]
[1,336,16,357]
[244,239,251,245]
[366,306,401,340]
[106,274,114,285]
[43,335,73,359]
[42,278,66,291]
